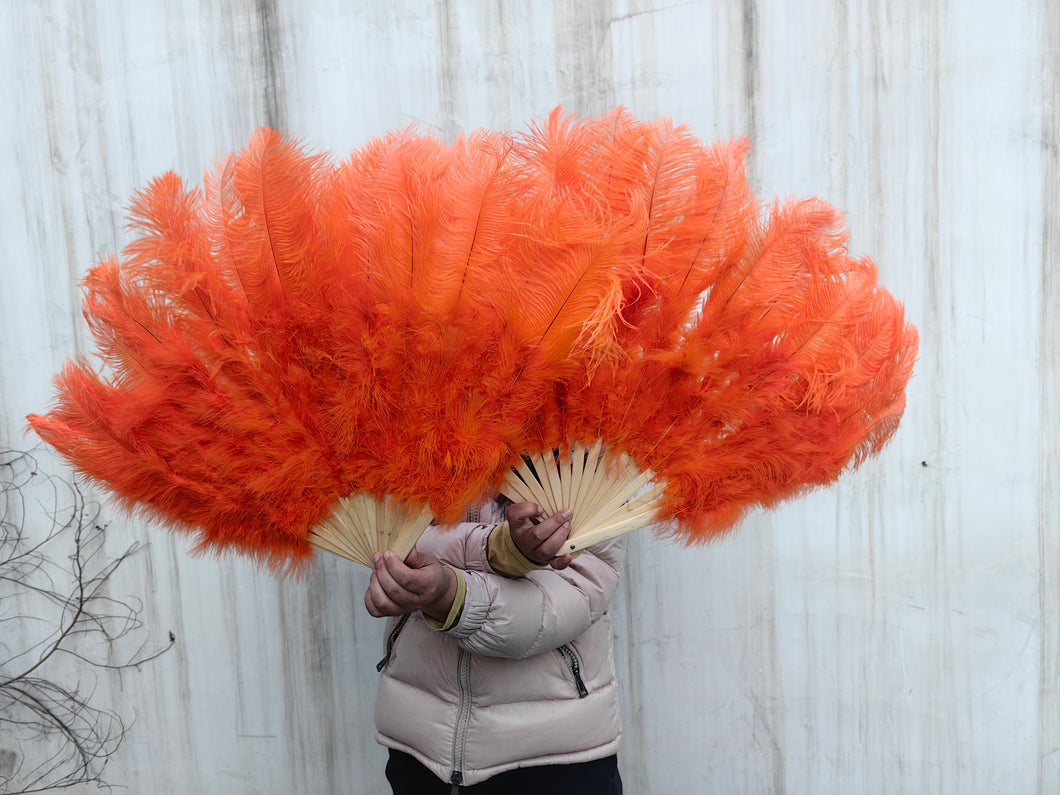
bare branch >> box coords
[0,448,174,793]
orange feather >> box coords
[543,191,917,542]
[28,109,918,571]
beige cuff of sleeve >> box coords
[487,521,546,578]
[422,567,466,632]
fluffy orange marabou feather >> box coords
[322,122,638,522]
[30,132,353,573]
[527,116,918,542]
[28,116,643,569]
[29,109,917,571]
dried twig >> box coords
[0,449,173,793]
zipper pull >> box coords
[573,670,589,699]
[558,644,589,698]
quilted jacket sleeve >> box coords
[415,521,626,660]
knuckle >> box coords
[531,523,553,543]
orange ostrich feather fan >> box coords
[500,110,917,551]
[28,108,917,573]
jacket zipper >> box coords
[376,616,472,790]
[557,643,589,698]
[450,648,472,792]
[376,613,410,672]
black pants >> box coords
[386,749,623,794]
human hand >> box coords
[364,548,458,622]
[505,502,574,570]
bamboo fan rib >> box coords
[501,441,665,554]
[308,494,434,567]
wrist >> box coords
[488,522,543,577]
[421,565,458,622]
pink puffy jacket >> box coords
[374,503,626,787]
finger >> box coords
[381,551,434,599]
[374,553,418,603]
[522,509,572,555]
[402,547,433,570]
[365,575,405,617]
[549,553,573,570]
[506,502,542,524]
[533,521,573,560]
[365,588,394,617]
[364,588,380,616]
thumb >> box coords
[507,501,542,524]
[402,547,432,570]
